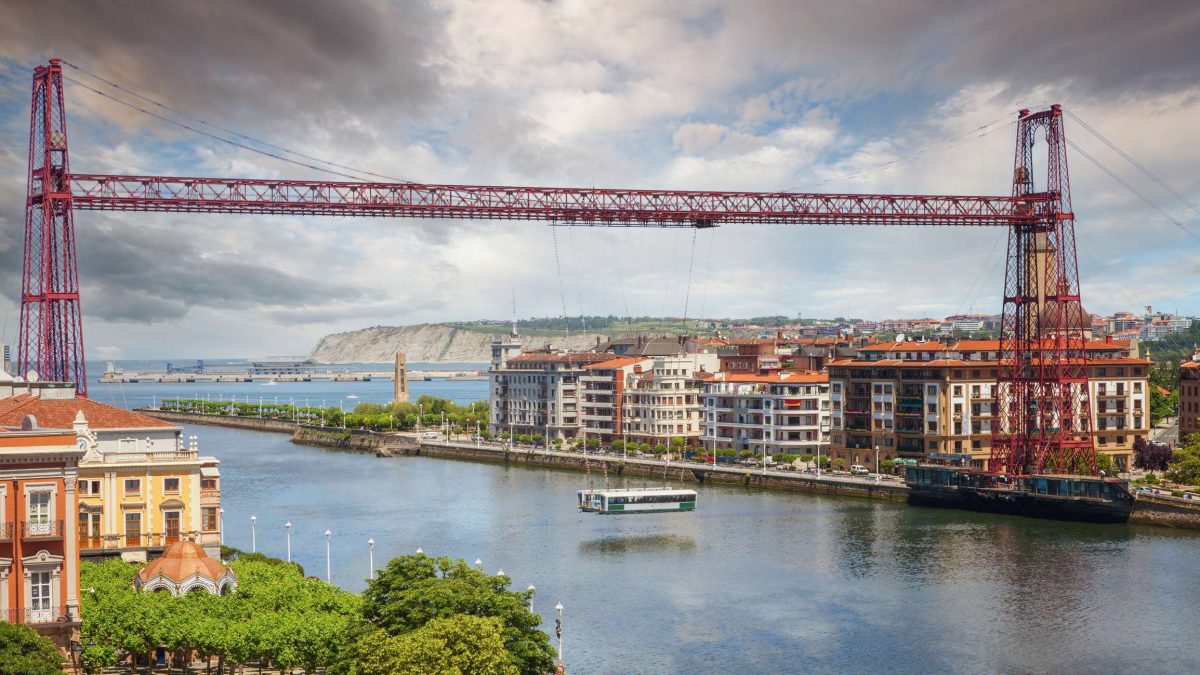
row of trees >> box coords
[162,395,489,433]
[77,549,555,674]
[1135,434,1200,486]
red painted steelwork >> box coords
[69,174,1045,227]
[990,105,1095,476]
[18,59,87,396]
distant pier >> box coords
[99,368,486,383]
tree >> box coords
[1165,437,1200,486]
[1149,386,1178,425]
[362,554,555,675]
[350,617,517,675]
[1134,437,1173,472]
[0,622,64,675]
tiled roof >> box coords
[860,341,948,352]
[0,394,176,430]
[138,540,232,584]
[507,352,612,365]
[714,371,828,383]
[584,357,648,370]
[1182,361,1200,369]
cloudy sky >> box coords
[0,0,1197,359]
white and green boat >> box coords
[577,487,697,514]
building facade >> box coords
[1181,349,1200,441]
[0,421,84,653]
[701,371,830,456]
[489,350,613,441]
[0,379,222,561]
[827,339,1150,471]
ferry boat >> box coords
[904,465,1134,523]
[577,487,697,515]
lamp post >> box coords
[874,444,880,476]
[555,602,564,669]
[527,584,535,613]
[475,558,483,570]
[476,421,481,448]
[250,515,257,553]
[325,529,332,583]
[368,538,375,580]
[285,521,292,563]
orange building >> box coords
[0,419,84,653]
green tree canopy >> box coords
[349,617,517,675]
[1166,435,1200,486]
[0,622,64,675]
[362,554,554,675]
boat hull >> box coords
[907,485,1132,523]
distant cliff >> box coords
[308,324,611,363]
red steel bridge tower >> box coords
[18,59,87,396]
[14,59,1096,476]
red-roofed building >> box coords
[489,348,616,442]
[1181,349,1200,440]
[0,421,84,654]
[828,337,1150,471]
[579,353,719,446]
[701,370,830,457]
[0,374,223,562]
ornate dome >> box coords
[1036,301,1091,334]
[135,540,237,596]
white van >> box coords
[850,464,870,475]
[420,431,439,440]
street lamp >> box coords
[325,529,332,583]
[527,584,535,613]
[874,444,880,476]
[250,515,257,553]
[285,522,292,563]
[475,558,483,570]
[368,538,375,580]
[555,602,564,669]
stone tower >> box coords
[393,352,409,403]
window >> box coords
[124,479,141,496]
[953,385,963,396]
[29,571,53,623]
[163,477,180,493]
[125,511,142,546]
[28,491,51,524]
[202,478,218,490]
[165,511,181,544]
[79,480,101,496]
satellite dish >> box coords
[895,332,906,343]
[26,370,39,382]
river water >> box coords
[97,376,1200,672]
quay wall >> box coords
[138,409,298,434]
[1130,494,1200,529]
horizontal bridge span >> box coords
[68,174,1046,227]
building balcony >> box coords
[102,450,200,464]
[843,409,870,415]
[0,521,12,542]
[1,605,72,625]
[21,520,64,540]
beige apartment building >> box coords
[700,371,830,456]
[827,338,1150,472]
[488,349,613,441]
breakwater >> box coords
[140,409,298,433]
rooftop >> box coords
[0,394,177,430]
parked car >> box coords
[420,431,439,439]
[850,465,870,476]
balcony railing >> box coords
[104,450,199,464]
[79,536,103,550]
[0,521,12,542]
[0,606,72,625]
[21,519,63,539]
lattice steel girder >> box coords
[69,174,1049,227]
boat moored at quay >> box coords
[904,465,1134,523]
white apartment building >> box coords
[701,371,831,456]
[579,353,719,445]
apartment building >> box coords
[579,353,718,445]
[1181,349,1200,441]
[827,338,1150,471]
[701,371,830,456]
[0,378,223,561]
[489,350,613,441]
[0,419,84,653]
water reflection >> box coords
[578,533,698,556]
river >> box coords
[93,373,1200,672]
[184,423,1197,673]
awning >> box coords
[200,466,220,477]
[159,498,185,509]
